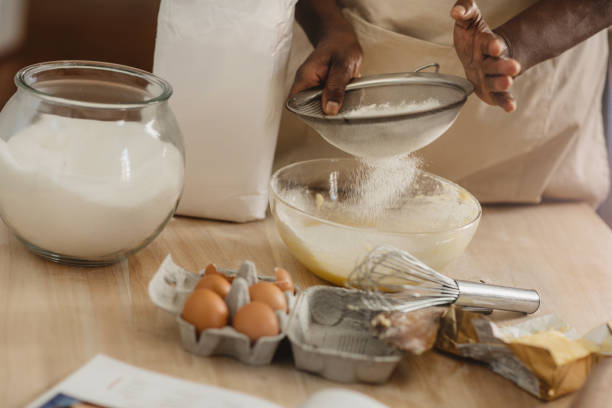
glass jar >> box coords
[0,61,185,266]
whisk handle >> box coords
[454,280,540,314]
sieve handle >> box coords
[414,63,440,73]
[454,280,540,314]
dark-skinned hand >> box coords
[451,0,522,112]
[289,29,363,115]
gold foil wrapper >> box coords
[434,307,612,400]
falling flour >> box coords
[350,155,421,223]
[0,114,183,258]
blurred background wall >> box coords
[1,0,611,227]
[0,0,160,105]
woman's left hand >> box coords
[451,0,521,112]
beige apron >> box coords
[276,0,610,206]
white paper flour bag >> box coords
[0,0,26,55]
[154,0,297,222]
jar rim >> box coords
[14,60,173,109]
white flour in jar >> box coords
[0,115,183,258]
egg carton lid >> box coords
[285,286,404,383]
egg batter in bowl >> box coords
[269,158,481,286]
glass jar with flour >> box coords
[0,61,185,266]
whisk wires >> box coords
[347,246,460,312]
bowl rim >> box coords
[269,158,482,236]
[14,60,173,110]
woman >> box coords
[277,0,612,207]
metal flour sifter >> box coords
[286,64,474,158]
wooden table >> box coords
[1,202,611,407]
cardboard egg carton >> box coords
[149,255,404,383]
[149,255,294,365]
[285,286,404,383]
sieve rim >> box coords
[286,71,474,123]
[269,158,482,237]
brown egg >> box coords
[195,274,231,298]
[233,301,279,342]
[181,288,228,333]
[249,281,288,312]
[274,267,294,294]
[204,263,220,276]
[204,263,234,283]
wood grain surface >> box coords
[1,202,611,407]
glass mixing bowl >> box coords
[0,61,185,266]
[269,158,481,285]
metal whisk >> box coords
[346,246,540,314]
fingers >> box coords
[481,71,516,111]
[475,30,508,59]
[289,58,327,97]
[289,76,313,98]
[321,55,361,115]
[491,92,516,112]
[481,57,521,76]
[353,58,362,78]
[482,37,504,57]
[289,78,314,98]
[451,0,476,21]
[451,0,483,30]
[478,89,516,112]
[479,34,519,112]
[484,75,512,92]
[479,73,517,112]
[481,54,520,112]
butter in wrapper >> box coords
[434,307,612,400]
